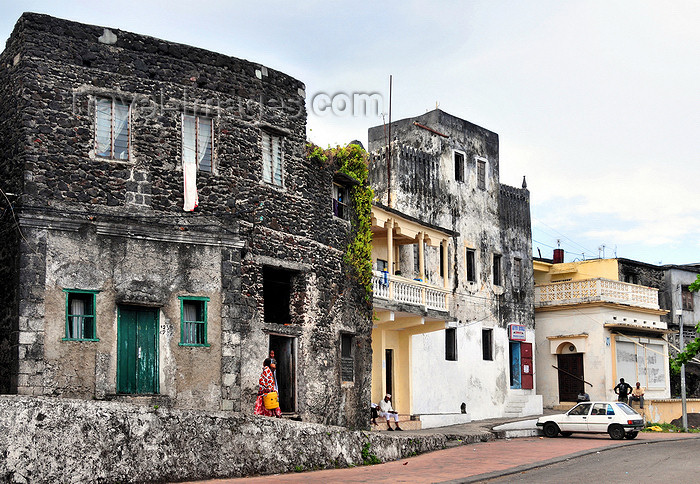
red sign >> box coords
[509,324,526,341]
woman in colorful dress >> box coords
[253,358,281,417]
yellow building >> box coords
[534,255,671,407]
[370,205,453,418]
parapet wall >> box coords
[0,396,447,483]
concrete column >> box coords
[386,219,394,275]
[442,239,449,288]
[418,232,425,281]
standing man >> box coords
[378,394,402,431]
[629,382,645,408]
[614,378,632,403]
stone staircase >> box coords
[504,394,529,418]
[370,414,422,431]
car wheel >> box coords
[543,422,559,438]
[608,424,625,440]
[560,431,573,437]
[624,431,638,440]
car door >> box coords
[559,402,592,432]
[587,403,614,432]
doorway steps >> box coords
[370,414,422,431]
[504,394,530,418]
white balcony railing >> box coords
[372,271,449,311]
[535,278,660,310]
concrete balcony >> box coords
[372,271,449,312]
[535,278,660,310]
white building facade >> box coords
[368,110,542,427]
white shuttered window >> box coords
[262,132,283,186]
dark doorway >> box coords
[117,306,159,394]
[385,349,394,396]
[269,334,296,412]
[263,267,292,324]
[557,353,584,402]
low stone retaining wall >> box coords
[0,396,448,483]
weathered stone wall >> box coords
[0,14,27,395]
[0,13,372,428]
[498,184,534,327]
[0,395,445,483]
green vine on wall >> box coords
[306,142,374,303]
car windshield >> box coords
[568,403,592,416]
[615,402,638,415]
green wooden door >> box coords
[117,306,159,394]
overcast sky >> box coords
[2,0,698,266]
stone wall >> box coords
[0,13,372,428]
[0,395,446,483]
[0,13,26,395]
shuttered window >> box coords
[341,333,355,382]
[262,132,283,186]
[95,98,129,160]
[466,248,476,282]
[183,114,213,172]
[477,159,486,190]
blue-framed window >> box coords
[63,289,99,341]
[179,296,210,347]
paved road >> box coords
[192,432,700,483]
[484,438,700,483]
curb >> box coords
[436,435,700,483]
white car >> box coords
[536,401,644,440]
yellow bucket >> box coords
[263,391,279,410]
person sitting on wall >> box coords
[629,382,645,408]
[577,390,590,402]
[614,378,633,403]
[253,358,281,418]
[379,394,402,431]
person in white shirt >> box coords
[378,394,402,431]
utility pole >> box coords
[677,309,688,431]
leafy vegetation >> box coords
[642,422,700,433]
[306,142,374,303]
[361,441,381,465]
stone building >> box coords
[617,259,700,396]
[367,109,541,427]
[0,13,372,428]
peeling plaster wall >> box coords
[0,13,371,428]
[368,110,537,420]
